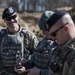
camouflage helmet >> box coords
[38,11,54,30]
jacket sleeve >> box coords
[64,51,75,75]
[24,30,39,54]
[40,69,53,75]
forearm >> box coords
[40,69,53,75]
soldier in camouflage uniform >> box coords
[46,10,75,75]
[15,11,60,75]
[0,7,38,75]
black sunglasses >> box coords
[50,23,68,37]
[6,15,17,21]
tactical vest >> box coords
[33,39,58,69]
[34,51,49,69]
[0,29,29,67]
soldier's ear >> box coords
[64,25,69,31]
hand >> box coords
[14,66,26,74]
[27,67,41,75]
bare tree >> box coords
[0,0,75,12]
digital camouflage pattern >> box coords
[1,32,24,67]
[0,27,38,75]
[58,38,75,75]
[30,38,59,75]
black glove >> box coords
[50,61,59,73]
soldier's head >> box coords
[38,11,54,39]
[46,10,75,46]
[2,7,20,32]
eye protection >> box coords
[6,14,17,21]
[50,23,68,37]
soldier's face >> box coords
[4,13,19,32]
[49,23,68,46]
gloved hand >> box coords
[50,61,59,73]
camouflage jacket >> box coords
[29,38,59,75]
[58,38,75,75]
[0,27,38,75]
